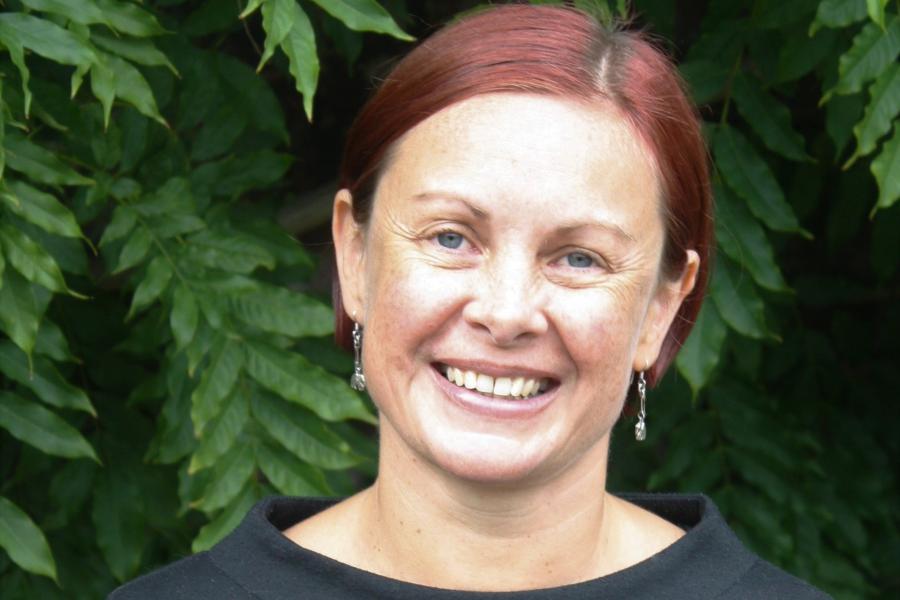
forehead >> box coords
[376,93,661,223]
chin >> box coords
[422,430,555,485]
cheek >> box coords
[365,250,466,354]
[550,286,647,369]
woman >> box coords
[112,4,828,598]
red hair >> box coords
[333,4,712,387]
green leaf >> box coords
[0,80,5,180]
[0,269,47,356]
[104,54,167,127]
[866,0,887,28]
[0,223,71,294]
[0,391,98,460]
[825,92,865,158]
[810,0,867,35]
[261,0,319,121]
[145,368,196,464]
[201,151,293,198]
[308,0,413,40]
[257,441,332,496]
[95,0,167,37]
[715,182,789,292]
[191,338,244,435]
[100,205,137,247]
[240,0,267,19]
[259,0,296,69]
[675,302,727,395]
[0,341,96,415]
[19,0,112,29]
[0,496,57,581]
[776,27,838,83]
[727,449,791,506]
[185,319,214,377]
[90,60,116,129]
[92,32,178,75]
[114,225,152,273]
[170,283,199,351]
[731,74,809,161]
[192,483,257,553]
[679,59,730,105]
[2,34,34,122]
[146,213,205,239]
[244,341,375,423]
[871,122,900,212]
[132,178,193,217]
[710,256,769,339]
[0,13,95,68]
[189,102,248,162]
[191,442,256,512]
[183,228,276,274]
[190,391,249,474]
[1,181,84,238]
[2,135,93,186]
[230,286,333,338]
[91,470,145,582]
[34,319,76,363]
[712,126,807,236]
[127,255,173,319]
[251,390,363,469]
[827,16,900,98]
[215,54,286,138]
[845,62,900,165]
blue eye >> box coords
[566,252,594,268]
[437,231,464,249]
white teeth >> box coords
[443,366,547,399]
[464,370,477,389]
[521,379,535,396]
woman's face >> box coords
[334,93,697,485]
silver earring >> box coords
[634,371,647,441]
[350,322,366,391]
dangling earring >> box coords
[350,322,366,391]
[634,370,647,441]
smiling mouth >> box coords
[435,364,555,399]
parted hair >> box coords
[333,3,713,387]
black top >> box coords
[109,494,830,599]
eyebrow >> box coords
[556,221,637,243]
[412,192,489,220]
[411,191,636,243]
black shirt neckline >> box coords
[208,493,757,599]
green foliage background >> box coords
[0,0,897,598]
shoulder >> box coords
[616,492,832,599]
[107,552,251,600]
[721,558,833,599]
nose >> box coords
[461,249,548,346]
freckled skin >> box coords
[336,93,695,486]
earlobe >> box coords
[634,250,700,371]
[332,189,366,321]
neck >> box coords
[357,431,618,591]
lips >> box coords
[438,364,552,400]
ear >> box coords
[332,189,366,322]
[634,250,700,371]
